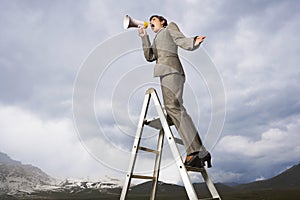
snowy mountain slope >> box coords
[0,152,55,194]
[0,152,122,197]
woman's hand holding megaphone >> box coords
[138,26,147,37]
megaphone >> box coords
[123,15,148,29]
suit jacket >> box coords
[141,22,200,77]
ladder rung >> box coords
[186,166,205,172]
[131,174,155,180]
[199,198,221,200]
[138,146,159,154]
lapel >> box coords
[153,27,165,49]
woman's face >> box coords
[150,17,164,33]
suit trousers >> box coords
[160,73,205,155]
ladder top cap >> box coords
[146,88,156,94]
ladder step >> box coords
[186,166,205,172]
[174,137,184,145]
[199,198,221,200]
[131,174,155,180]
[145,118,183,145]
[144,117,162,129]
[138,146,159,154]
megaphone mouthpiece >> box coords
[123,15,148,29]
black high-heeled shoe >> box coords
[184,153,201,168]
[199,152,212,168]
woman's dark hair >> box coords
[149,15,168,27]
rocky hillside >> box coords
[0,152,55,195]
[0,152,123,199]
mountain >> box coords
[236,163,300,190]
[128,181,233,199]
[126,164,300,199]
[0,152,21,165]
[0,152,55,195]
[1,151,299,199]
[130,181,185,195]
[0,152,122,199]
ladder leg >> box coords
[150,129,164,200]
[163,127,199,200]
[201,169,221,199]
[120,93,151,200]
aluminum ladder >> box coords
[120,88,221,200]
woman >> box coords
[138,15,211,168]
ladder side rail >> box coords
[150,129,165,200]
[200,169,221,200]
[150,90,199,200]
[120,93,152,200]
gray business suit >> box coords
[141,22,207,155]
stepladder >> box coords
[120,88,221,200]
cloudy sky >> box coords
[1,0,300,185]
